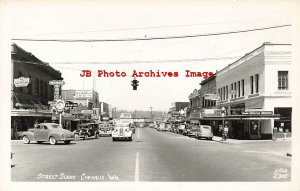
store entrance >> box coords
[249,120,261,139]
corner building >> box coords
[216,43,292,139]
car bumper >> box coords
[112,133,132,138]
[99,132,112,136]
[188,132,196,137]
[60,137,75,141]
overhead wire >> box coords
[17,17,285,37]
[12,24,291,42]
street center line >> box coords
[134,152,139,182]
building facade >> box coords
[216,43,292,139]
[61,89,101,127]
[11,43,63,139]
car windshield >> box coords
[116,123,129,127]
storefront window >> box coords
[250,121,259,135]
[274,107,292,133]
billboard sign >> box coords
[204,94,220,101]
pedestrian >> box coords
[222,124,229,141]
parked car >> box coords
[157,122,168,131]
[195,125,213,140]
[187,125,199,137]
[98,124,112,136]
[73,123,100,140]
[171,123,179,133]
[166,123,172,131]
[178,124,187,134]
[112,122,133,141]
[22,123,75,145]
[181,124,192,135]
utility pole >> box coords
[149,107,153,119]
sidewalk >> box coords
[212,136,292,157]
[212,136,292,144]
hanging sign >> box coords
[14,77,30,87]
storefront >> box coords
[11,109,52,139]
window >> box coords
[278,71,288,90]
[45,82,48,99]
[241,80,244,96]
[27,75,32,94]
[238,81,240,97]
[40,80,44,97]
[255,74,259,93]
[35,79,39,96]
[234,82,237,98]
[231,84,233,98]
[223,87,225,100]
[225,86,228,100]
[250,76,254,94]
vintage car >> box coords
[22,123,75,145]
[98,124,112,137]
[157,122,168,131]
[112,122,133,141]
[178,124,187,134]
[73,123,100,140]
[187,125,199,137]
[195,125,214,140]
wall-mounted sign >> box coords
[49,81,64,101]
[243,111,273,115]
[204,94,220,101]
[202,109,222,117]
[65,101,78,109]
[74,90,93,99]
[81,110,93,114]
[49,80,65,85]
[14,77,30,87]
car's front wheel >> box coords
[49,137,57,145]
[22,136,30,144]
[84,134,88,140]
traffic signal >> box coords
[131,78,139,90]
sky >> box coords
[5,1,294,111]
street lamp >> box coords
[221,106,226,139]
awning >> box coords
[11,109,52,117]
[194,114,280,121]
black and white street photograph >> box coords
[1,1,300,191]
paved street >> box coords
[11,128,291,182]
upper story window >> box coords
[44,82,48,99]
[27,75,32,94]
[35,79,39,96]
[255,74,259,93]
[40,80,44,97]
[241,79,244,96]
[250,76,254,94]
[237,81,240,97]
[278,71,288,90]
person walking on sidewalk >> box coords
[222,125,229,141]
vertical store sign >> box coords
[49,80,65,101]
